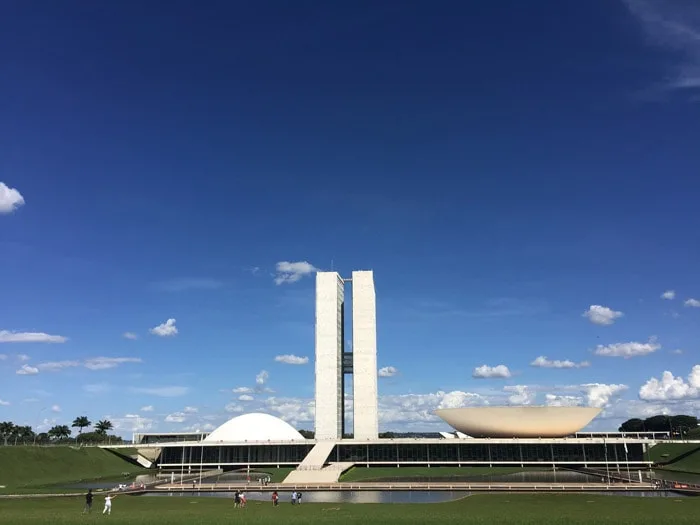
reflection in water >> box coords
[146,490,470,504]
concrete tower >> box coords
[314,269,379,441]
[351,270,379,440]
[314,272,345,440]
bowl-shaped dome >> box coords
[204,412,306,443]
[435,406,601,438]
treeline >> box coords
[0,416,123,446]
[618,414,698,437]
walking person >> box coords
[291,490,297,505]
[103,494,117,515]
[297,491,302,505]
[82,489,93,514]
[272,491,279,506]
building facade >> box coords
[314,270,379,440]
[314,272,345,440]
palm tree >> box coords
[95,420,113,436]
[15,425,35,445]
[72,416,91,436]
[48,425,71,441]
[0,421,16,446]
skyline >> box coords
[1,0,700,436]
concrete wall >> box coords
[314,272,345,440]
[352,270,379,440]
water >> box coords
[146,490,470,503]
[144,489,690,503]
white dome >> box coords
[204,412,306,443]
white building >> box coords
[314,269,378,440]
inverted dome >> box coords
[204,412,306,443]
[435,406,601,438]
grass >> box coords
[647,443,700,464]
[0,447,143,493]
[648,443,700,474]
[0,493,697,524]
[659,449,700,475]
[340,466,545,482]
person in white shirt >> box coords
[103,494,117,515]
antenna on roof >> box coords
[331,259,334,271]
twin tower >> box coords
[314,270,378,440]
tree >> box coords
[0,421,16,446]
[14,425,35,444]
[95,420,113,436]
[618,418,645,432]
[48,425,71,441]
[72,416,91,436]
[297,429,315,439]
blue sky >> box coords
[1,0,699,437]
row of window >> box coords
[158,442,646,465]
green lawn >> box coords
[647,443,700,464]
[340,466,546,482]
[0,493,697,524]
[0,447,143,493]
[659,449,700,475]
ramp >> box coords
[281,442,346,484]
[296,442,336,470]
[282,462,354,484]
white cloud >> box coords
[274,261,318,285]
[0,330,68,343]
[0,354,6,360]
[580,383,629,408]
[16,354,30,361]
[684,298,700,308]
[639,365,700,401]
[123,332,138,340]
[84,357,142,370]
[545,394,583,407]
[472,364,512,379]
[51,404,61,413]
[149,318,178,337]
[530,356,590,369]
[621,0,700,95]
[255,370,269,385]
[661,290,676,300]
[109,414,154,433]
[225,403,244,413]
[233,387,253,394]
[263,396,315,427]
[0,399,10,406]
[130,386,189,397]
[582,305,623,326]
[239,394,254,401]
[504,385,536,405]
[140,405,154,412]
[16,364,38,375]
[38,360,80,372]
[165,412,187,423]
[378,366,398,377]
[594,337,660,358]
[183,406,198,414]
[274,354,309,365]
[672,349,683,355]
[0,182,25,214]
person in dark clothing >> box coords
[83,489,93,514]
